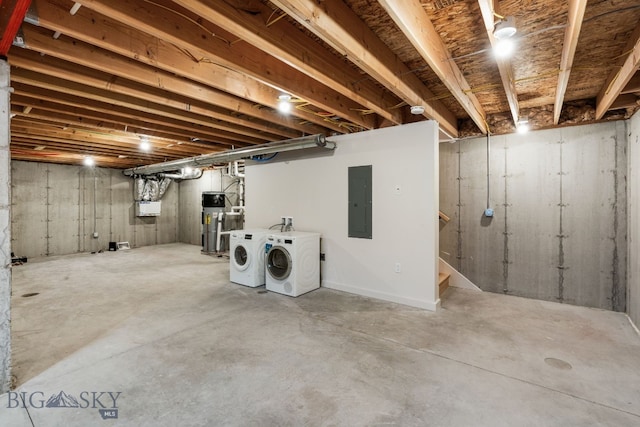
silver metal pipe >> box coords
[123,134,333,176]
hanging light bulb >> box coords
[139,136,151,152]
[278,94,292,114]
[83,156,95,167]
[516,117,530,134]
[493,16,517,58]
[494,38,515,58]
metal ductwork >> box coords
[158,167,203,180]
[123,134,335,177]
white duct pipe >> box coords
[123,134,333,176]
[215,211,224,252]
[158,168,203,180]
[239,179,245,207]
[233,161,245,178]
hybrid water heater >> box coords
[202,191,225,254]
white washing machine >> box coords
[230,229,271,287]
[265,231,321,297]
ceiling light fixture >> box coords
[139,136,151,152]
[410,105,425,115]
[494,38,515,58]
[516,117,529,134]
[83,156,95,167]
[278,94,292,114]
[493,16,517,40]
[493,16,517,58]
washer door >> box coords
[233,244,251,271]
[267,246,292,280]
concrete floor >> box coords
[1,243,640,426]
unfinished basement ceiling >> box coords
[2,0,640,168]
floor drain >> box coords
[544,357,572,370]
[21,292,39,298]
[257,290,268,294]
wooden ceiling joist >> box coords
[554,0,587,124]
[68,0,376,130]
[11,70,272,144]
[478,0,520,126]
[10,50,297,140]
[596,23,640,119]
[377,0,487,134]
[11,87,258,147]
[17,24,320,137]
[171,0,404,126]
[269,0,459,137]
[26,1,344,134]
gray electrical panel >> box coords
[348,165,372,239]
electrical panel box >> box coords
[348,165,372,239]
[136,201,162,217]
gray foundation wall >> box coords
[440,121,627,311]
[178,169,241,245]
[11,161,179,258]
[1,60,12,393]
[628,113,640,327]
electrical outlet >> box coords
[320,253,325,261]
[281,216,287,225]
[395,262,401,273]
[286,216,293,227]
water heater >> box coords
[202,192,225,253]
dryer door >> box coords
[233,244,251,271]
[267,246,292,280]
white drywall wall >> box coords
[244,121,440,310]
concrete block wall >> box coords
[628,112,640,327]
[0,60,12,393]
[178,168,241,245]
[440,121,627,311]
[11,161,179,258]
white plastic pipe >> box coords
[216,211,224,252]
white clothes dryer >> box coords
[230,229,271,287]
[265,231,321,297]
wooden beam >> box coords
[26,2,342,134]
[377,0,487,134]
[621,72,640,94]
[171,0,403,125]
[11,85,259,146]
[609,93,640,110]
[9,48,298,140]
[70,0,376,130]
[554,0,587,124]
[19,22,328,136]
[10,98,244,148]
[0,0,32,56]
[477,0,519,126]
[596,23,640,119]
[11,69,270,144]
[269,0,459,137]
[10,116,223,155]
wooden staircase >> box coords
[438,272,451,297]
